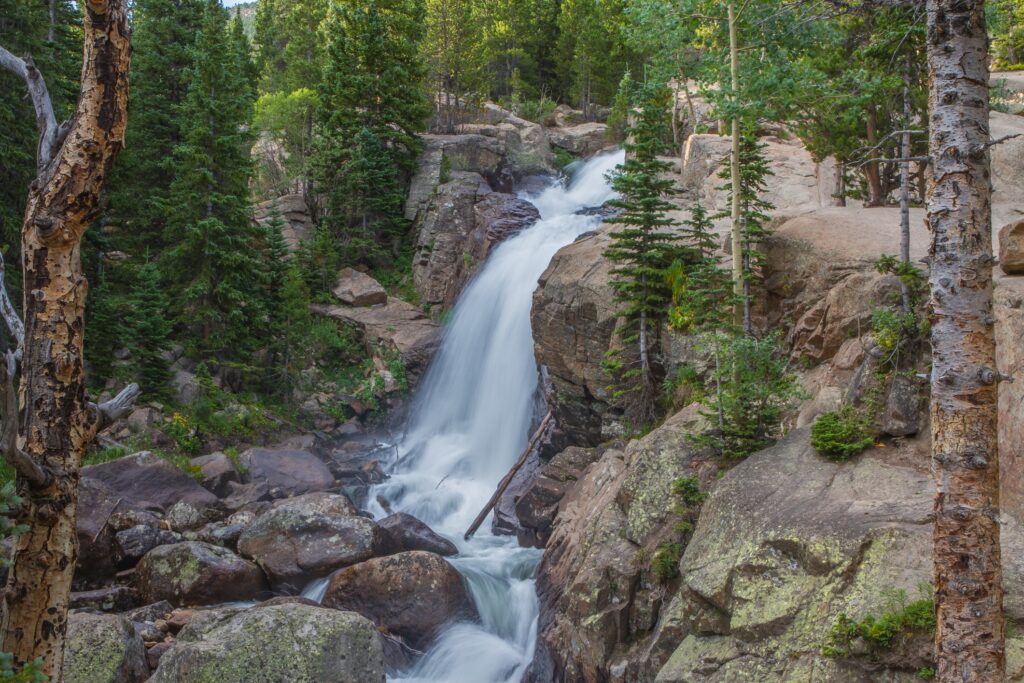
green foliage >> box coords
[165,412,203,455]
[667,202,732,335]
[651,542,681,582]
[917,667,936,680]
[695,333,805,459]
[603,83,686,422]
[253,88,319,196]
[810,407,874,461]
[0,653,44,683]
[556,0,637,116]
[824,585,936,658]
[606,69,634,142]
[671,476,707,505]
[871,254,928,369]
[125,261,173,399]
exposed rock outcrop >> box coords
[83,451,219,512]
[65,612,147,683]
[547,122,611,157]
[238,447,335,496]
[332,268,388,307]
[150,603,386,683]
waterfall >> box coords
[365,150,624,683]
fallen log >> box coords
[464,411,552,540]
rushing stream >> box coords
[333,150,623,682]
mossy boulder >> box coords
[150,603,385,683]
[135,541,268,606]
[65,612,147,683]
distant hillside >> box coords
[227,1,256,37]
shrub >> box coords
[823,584,935,658]
[671,476,707,505]
[651,543,682,582]
[811,407,874,461]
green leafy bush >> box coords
[651,543,682,582]
[671,476,707,505]
[811,407,874,460]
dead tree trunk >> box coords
[926,1,1005,680]
[0,1,133,680]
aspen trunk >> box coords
[926,1,1004,680]
[728,2,743,330]
[1,2,130,680]
[899,62,912,314]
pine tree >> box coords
[162,0,264,365]
[314,0,430,272]
[603,83,685,423]
[713,131,774,335]
[423,0,486,132]
[668,202,730,334]
[230,12,259,102]
[106,0,205,256]
[606,69,635,143]
[125,261,173,399]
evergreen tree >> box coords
[668,202,730,334]
[606,69,635,143]
[713,132,774,334]
[163,0,265,365]
[106,0,205,256]
[603,84,685,423]
[423,0,486,131]
[314,0,429,271]
[556,0,633,117]
[230,12,259,102]
[125,261,173,399]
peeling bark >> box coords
[0,1,131,680]
[926,1,1004,680]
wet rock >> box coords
[65,612,147,683]
[322,551,477,649]
[237,492,383,592]
[114,525,182,569]
[192,452,240,497]
[83,451,218,512]
[70,585,138,613]
[515,446,604,547]
[239,447,335,496]
[135,541,268,607]
[150,603,385,683]
[333,267,388,307]
[1001,219,1024,275]
[547,122,610,157]
[378,512,458,557]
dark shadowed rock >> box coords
[135,541,268,607]
[83,451,218,512]
[1000,219,1024,275]
[192,452,240,497]
[114,525,182,569]
[881,373,922,437]
[239,447,335,496]
[150,603,385,683]
[70,585,138,613]
[514,446,603,547]
[77,478,125,583]
[65,612,147,683]
[237,492,383,592]
[322,551,477,649]
[378,513,458,557]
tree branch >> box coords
[89,383,141,433]
[0,46,58,172]
[0,352,48,488]
[0,253,25,354]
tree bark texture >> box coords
[1,1,130,680]
[728,2,743,330]
[926,1,1004,680]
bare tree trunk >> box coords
[899,60,912,314]
[864,105,885,206]
[728,2,744,331]
[926,1,1004,680]
[1009,0,1018,64]
[0,2,131,680]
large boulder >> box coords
[332,267,388,307]
[64,612,147,683]
[77,477,127,583]
[239,447,335,496]
[192,452,241,498]
[412,172,540,311]
[377,512,458,556]
[312,300,440,385]
[1000,220,1024,275]
[322,551,477,649]
[114,524,182,569]
[83,451,218,512]
[404,134,505,223]
[546,122,610,157]
[150,603,385,683]
[237,492,384,592]
[135,541,269,607]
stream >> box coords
[317,150,623,682]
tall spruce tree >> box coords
[162,0,265,365]
[106,0,205,256]
[603,83,685,423]
[314,0,429,271]
[668,202,730,334]
[126,261,173,399]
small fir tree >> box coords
[713,131,774,334]
[603,83,686,423]
[668,201,731,334]
[607,69,635,142]
[126,261,173,399]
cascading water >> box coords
[362,150,624,683]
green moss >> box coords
[810,407,874,461]
[823,584,935,657]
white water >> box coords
[362,150,623,683]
